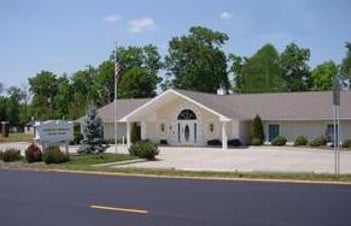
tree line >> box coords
[0,26,350,127]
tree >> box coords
[28,71,58,120]
[69,66,96,119]
[54,75,73,118]
[78,105,108,154]
[164,26,230,93]
[130,122,141,144]
[250,115,265,144]
[229,54,248,92]
[279,43,311,91]
[309,61,338,91]
[118,67,160,98]
[92,60,114,106]
[112,44,162,76]
[341,42,351,88]
[235,44,285,93]
[6,86,25,126]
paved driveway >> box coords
[1,142,351,174]
[114,146,351,174]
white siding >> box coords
[264,120,351,143]
[103,122,126,140]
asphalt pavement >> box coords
[0,169,350,226]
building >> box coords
[94,89,351,150]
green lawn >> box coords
[62,153,138,166]
[0,133,33,143]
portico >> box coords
[120,89,232,150]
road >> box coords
[0,170,350,226]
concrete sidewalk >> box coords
[113,146,351,174]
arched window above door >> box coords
[177,109,197,120]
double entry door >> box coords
[177,121,197,145]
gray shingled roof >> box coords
[94,89,351,122]
[175,89,351,121]
[97,98,151,122]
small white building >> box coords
[90,89,351,150]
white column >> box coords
[222,121,228,151]
[141,121,147,140]
[126,120,131,149]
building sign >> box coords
[35,120,73,143]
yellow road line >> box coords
[90,204,149,215]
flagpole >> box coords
[114,49,118,153]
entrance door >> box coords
[177,121,197,145]
[176,109,198,146]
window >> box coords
[177,109,197,120]
[194,123,197,143]
[160,123,165,132]
[178,123,180,143]
[207,122,217,138]
[326,124,339,143]
[268,124,280,142]
[209,123,214,133]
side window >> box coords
[326,124,338,142]
[268,124,280,142]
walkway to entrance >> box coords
[113,146,351,174]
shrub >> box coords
[25,143,42,163]
[129,141,159,160]
[250,115,264,142]
[342,139,351,148]
[227,139,242,147]
[271,136,287,146]
[160,139,168,145]
[251,138,263,146]
[73,131,83,145]
[309,136,327,147]
[131,123,141,144]
[294,135,308,146]
[42,146,69,164]
[1,149,22,162]
[207,139,222,146]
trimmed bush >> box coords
[160,139,168,145]
[207,139,222,146]
[271,136,287,146]
[227,139,242,147]
[1,149,22,162]
[25,143,42,163]
[342,139,351,148]
[294,135,308,146]
[309,136,327,147]
[250,115,265,142]
[129,141,159,160]
[251,138,263,146]
[42,146,69,164]
[131,123,141,144]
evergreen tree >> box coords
[78,105,108,154]
[233,44,285,93]
[250,115,265,144]
[130,122,141,143]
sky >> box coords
[0,0,350,88]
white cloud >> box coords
[128,17,156,33]
[104,14,121,22]
[220,11,232,20]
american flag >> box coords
[114,52,121,84]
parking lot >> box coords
[1,142,351,174]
